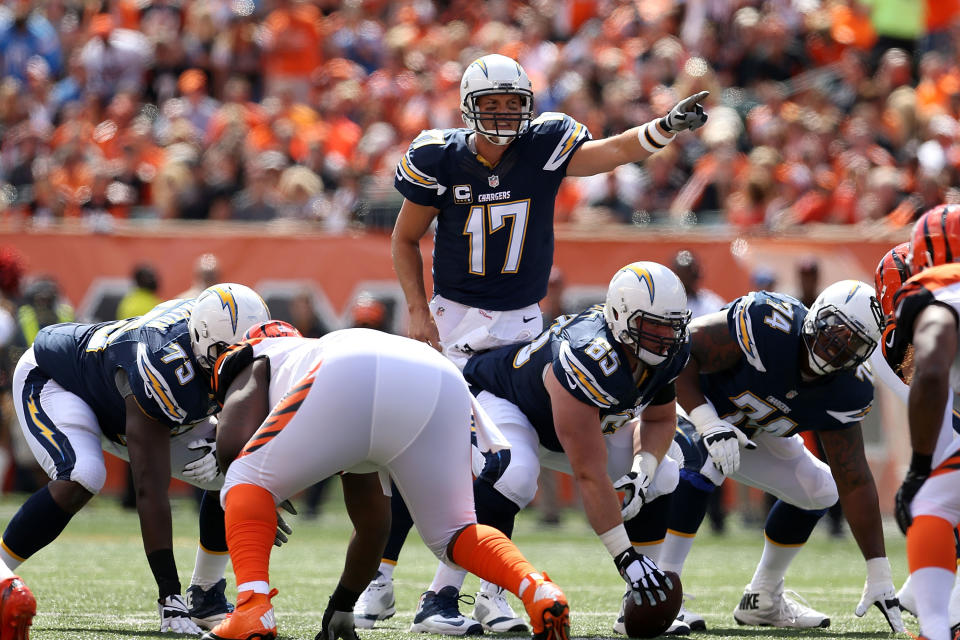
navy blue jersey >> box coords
[395,113,591,310]
[32,299,216,443]
[464,305,689,452]
[700,291,874,437]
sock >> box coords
[383,487,414,563]
[428,559,468,594]
[659,532,695,576]
[1,485,74,569]
[191,545,230,589]
[377,560,396,581]
[474,479,520,538]
[224,484,277,592]
[913,566,955,640]
[750,536,804,590]
[764,500,823,545]
[450,524,537,604]
[624,492,672,548]
[666,471,712,535]
[198,490,228,552]
[636,541,663,565]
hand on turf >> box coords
[661,91,709,132]
[317,600,360,640]
[275,499,297,547]
[700,421,755,476]
[614,548,672,606]
[158,594,203,634]
[183,437,220,484]
[855,558,905,632]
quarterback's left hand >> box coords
[613,453,657,521]
[317,600,360,640]
[661,91,709,133]
[854,558,905,632]
[183,437,220,484]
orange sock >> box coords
[450,524,538,602]
[907,515,956,573]
[225,484,277,588]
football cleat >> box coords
[733,581,829,628]
[473,588,528,633]
[519,573,569,640]
[410,587,483,636]
[354,572,395,629]
[203,589,278,640]
[0,576,35,640]
[188,579,235,630]
[673,596,706,632]
[612,588,691,636]
[897,575,916,617]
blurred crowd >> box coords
[0,0,958,229]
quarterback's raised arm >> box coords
[567,91,708,177]
[391,198,442,350]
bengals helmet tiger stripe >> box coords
[908,204,960,274]
[874,242,911,320]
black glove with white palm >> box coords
[689,404,755,476]
[613,453,658,521]
[614,547,673,606]
[855,557,905,632]
[660,91,709,133]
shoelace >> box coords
[435,592,476,618]
[778,589,818,624]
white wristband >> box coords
[599,524,632,558]
[688,403,721,435]
[638,121,675,154]
[865,557,892,583]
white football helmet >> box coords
[604,262,691,365]
[188,283,271,372]
[460,54,534,145]
[801,280,883,375]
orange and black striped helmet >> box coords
[908,204,960,273]
[242,319,302,340]
[874,242,911,320]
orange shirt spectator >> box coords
[262,0,321,98]
[830,2,877,52]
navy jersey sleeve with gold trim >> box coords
[700,291,873,435]
[394,115,591,310]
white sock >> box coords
[914,566,955,640]
[750,537,802,590]
[378,562,396,581]
[190,545,230,589]
[659,532,695,576]
[428,561,468,594]
[0,547,21,572]
[635,541,662,565]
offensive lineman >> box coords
[3,284,269,633]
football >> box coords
[622,571,683,638]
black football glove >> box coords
[614,548,672,606]
[317,597,360,640]
[895,469,929,534]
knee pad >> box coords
[645,452,680,502]
[67,456,107,495]
[790,463,838,511]
[477,449,539,508]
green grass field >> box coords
[5,488,911,640]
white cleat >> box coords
[668,597,706,634]
[733,581,829,628]
[354,572,396,629]
[897,574,916,617]
[473,589,528,633]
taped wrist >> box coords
[865,556,892,584]
[688,403,722,435]
[633,451,659,480]
[599,524,632,558]
[638,121,675,154]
